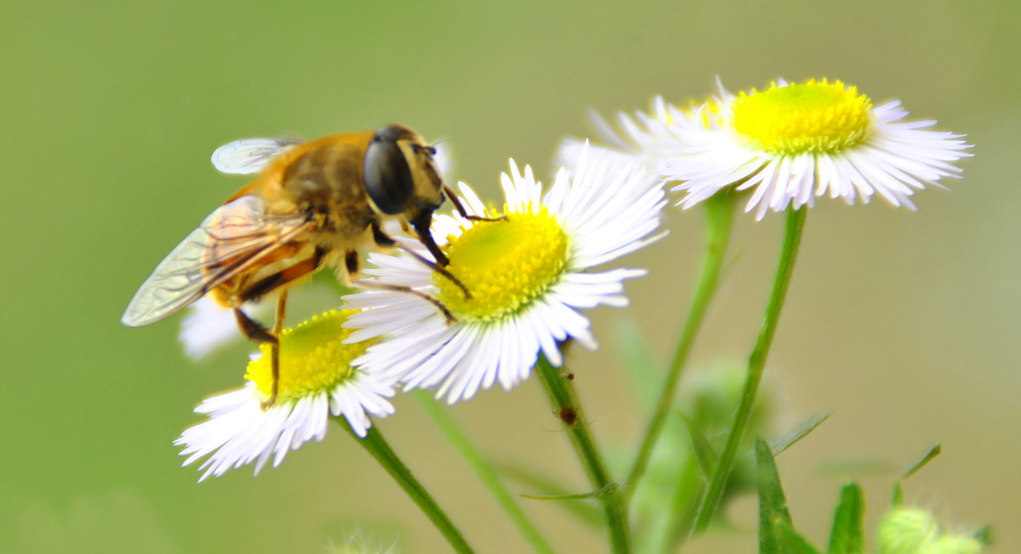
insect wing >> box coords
[121,196,310,327]
[210,137,303,175]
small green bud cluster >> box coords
[876,507,985,554]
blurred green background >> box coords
[2,1,1018,552]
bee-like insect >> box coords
[122,124,480,408]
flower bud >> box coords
[876,507,985,554]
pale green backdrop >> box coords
[1,1,1018,553]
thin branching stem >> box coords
[343,422,477,554]
[625,192,737,497]
[692,206,808,533]
[536,356,632,554]
[414,391,559,554]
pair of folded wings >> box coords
[121,138,309,327]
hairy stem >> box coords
[535,356,631,554]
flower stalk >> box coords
[625,191,737,497]
[535,355,631,554]
[341,421,477,554]
[414,390,558,554]
[691,206,808,533]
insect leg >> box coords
[238,248,327,303]
[370,220,396,247]
[372,218,472,300]
[357,280,457,325]
[397,244,472,300]
[234,250,325,410]
[234,306,281,408]
[409,212,451,267]
[442,184,507,223]
[369,220,396,247]
[263,290,288,410]
[234,308,278,344]
[345,250,360,276]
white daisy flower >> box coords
[175,310,395,481]
[562,78,972,220]
[342,146,667,404]
[555,98,678,172]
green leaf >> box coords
[494,460,603,527]
[900,443,941,479]
[891,481,903,507]
[756,437,793,554]
[613,318,662,415]
[768,412,831,456]
[827,482,865,554]
[521,483,616,501]
[679,410,718,477]
[887,444,941,511]
[777,521,825,554]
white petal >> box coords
[176,368,396,479]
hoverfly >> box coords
[122,125,485,407]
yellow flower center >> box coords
[730,79,872,155]
[245,310,374,401]
[435,206,569,321]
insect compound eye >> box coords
[364,126,416,215]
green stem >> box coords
[414,390,559,554]
[691,206,808,534]
[342,422,476,554]
[535,356,631,554]
[624,192,737,497]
